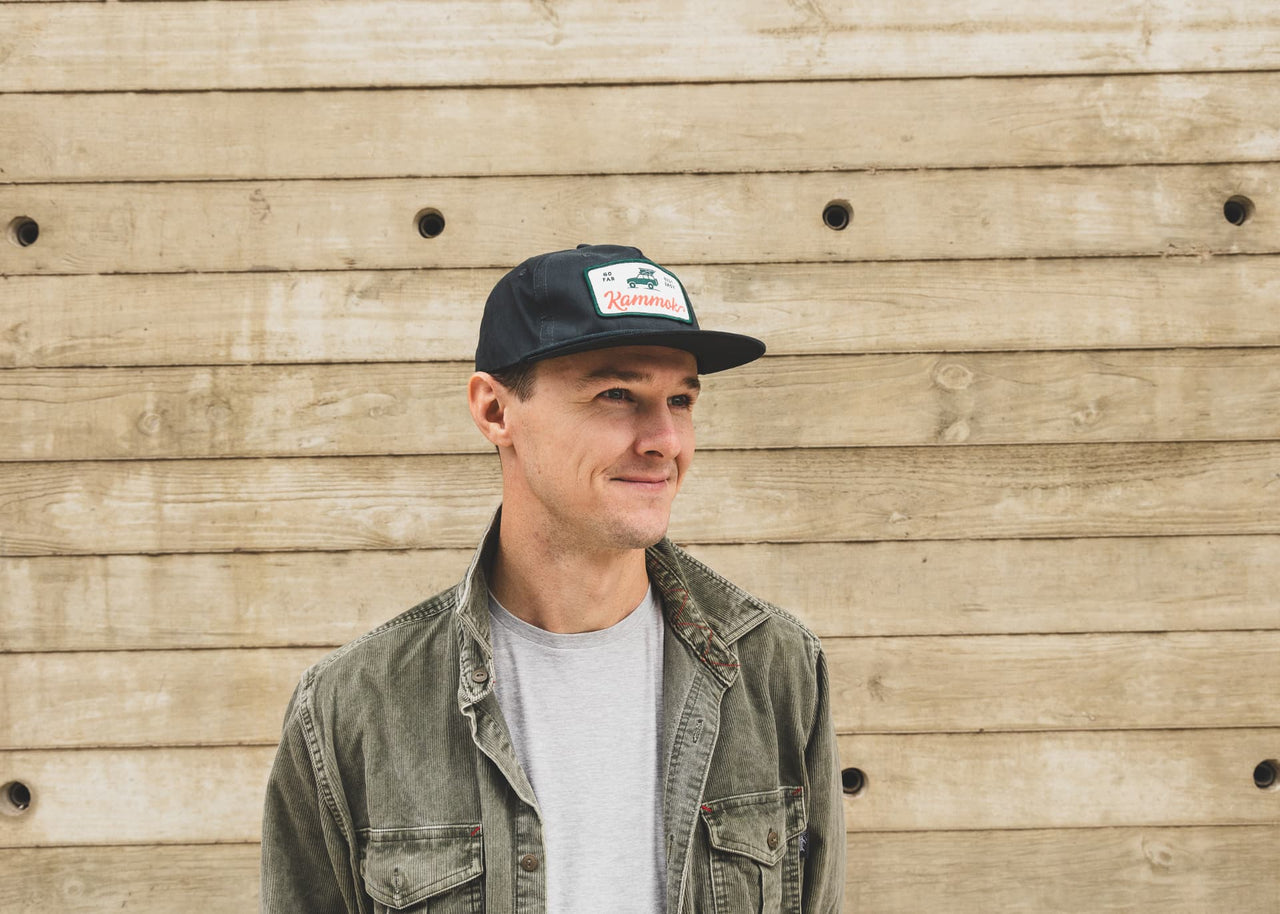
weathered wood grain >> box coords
[827,632,1280,733]
[3,443,1279,556]
[0,549,474,651]
[702,350,1280,447]
[3,731,1276,845]
[0,455,502,556]
[0,845,262,913]
[0,648,326,749]
[0,746,276,846]
[6,73,1280,181]
[2,1,1279,91]
[689,536,1280,638]
[0,549,475,651]
[838,729,1280,831]
[0,362,478,461]
[2,165,1276,275]
[5,536,1277,652]
[2,828,1277,912]
[4,634,1277,748]
[6,256,1280,368]
[843,825,1280,913]
[679,443,1280,544]
[5,349,1277,461]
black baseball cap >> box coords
[475,244,765,374]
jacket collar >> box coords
[455,506,765,705]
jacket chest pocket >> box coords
[359,825,484,914]
[699,788,806,914]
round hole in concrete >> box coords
[1,781,32,816]
[840,766,866,796]
[1224,195,1254,226]
[416,208,446,238]
[1254,759,1278,790]
[823,200,852,231]
[7,216,39,247]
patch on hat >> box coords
[583,260,692,323]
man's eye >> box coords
[600,388,629,401]
[669,394,694,409]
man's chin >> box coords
[602,514,671,552]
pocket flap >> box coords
[700,787,806,867]
[360,825,483,909]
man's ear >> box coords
[468,372,514,448]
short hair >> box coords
[489,360,537,400]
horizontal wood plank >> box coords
[5,535,1278,652]
[700,348,1280,449]
[3,1,1280,91]
[0,454,502,556]
[4,633,1277,747]
[827,632,1280,734]
[0,845,262,914]
[843,825,1280,913]
[0,549,474,651]
[0,549,472,651]
[3,442,1279,555]
[2,165,1277,275]
[690,536,1280,638]
[0,648,324,749]
[5,348,1279,461]
[683,442,1280,544]
[838,729,1280,831]
[6,256,1280,368]
[3,828,1278,913]
[3,731,1276,844]
[6,73,1280,181]
[0,746,276,846]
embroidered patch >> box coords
[583,260,692,323]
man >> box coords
[260,244,846,913]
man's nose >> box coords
[635,404,683,458]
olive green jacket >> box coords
[260,511,846,913]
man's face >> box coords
[498,345,699,554]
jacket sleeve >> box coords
[803,642,847,913]
[260,679,363,914]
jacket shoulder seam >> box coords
[303,585,460,681]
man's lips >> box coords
[610,473,672,488]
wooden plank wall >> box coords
[2,2,1279,910]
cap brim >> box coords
[511,328,765,374]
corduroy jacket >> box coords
[260,510,846,913]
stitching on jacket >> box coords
[661,583,740,669]
[669,543,821,649]
[298,689,353,846]
[805,639,827,754]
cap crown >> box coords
[475,244,764,374]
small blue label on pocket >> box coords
[798,829,809,858]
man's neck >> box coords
[487,515,653,635]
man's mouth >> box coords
[611,473,671,489]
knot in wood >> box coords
[932,361,974,391]
[205,399,233,425]
[136,412,162,436]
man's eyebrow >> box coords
[576,368,701,390]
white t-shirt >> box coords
[488,585,666,914]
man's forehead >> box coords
[576,364,701,390]
[547,345,700,384]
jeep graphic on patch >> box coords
[583,260,692,323]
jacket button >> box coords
[520,853,539,872]
[767,829,780,850]
[471,668,489,683]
